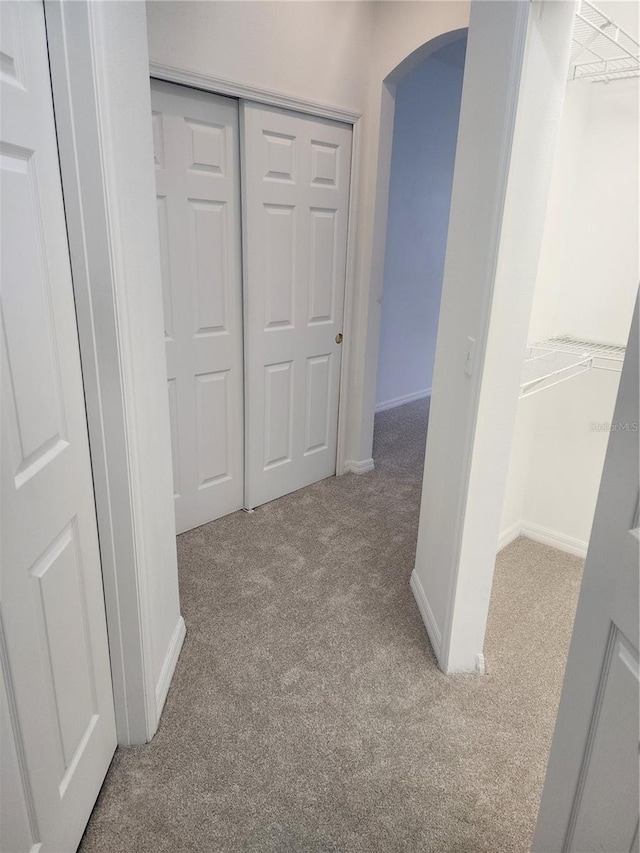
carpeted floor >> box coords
[80,399,583,853]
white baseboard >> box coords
[410,569,442,661]
[497,520,522,551]
[375,388,431,414]
[498,519,588,559]
[346,458,375,475]
[519,521,588,559]
[155,615,186,719]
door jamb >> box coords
[148,62,362,480]
[45,2,184,745]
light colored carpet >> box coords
[80,399,583,853]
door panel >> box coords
[305,354,333,455]
[264,361,294,469]
[0,3,116,850]
[242,103,352,508]
[569,630,639,852]
[533,296,640,852]
[150,80,244,533]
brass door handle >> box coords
[335,333,343,344]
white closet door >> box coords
[151,81,244,534]
[241,102,352,508]
[0,3,116,851]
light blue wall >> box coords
[376,39,466,410]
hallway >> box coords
[80,400,582,853]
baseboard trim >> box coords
[410,569,442,660]
[155,615,186,719]
[520,521,588,559]
[497,520,588,558]
[497,520,522,551]
[375,388,431,414]
[347,458,375,475]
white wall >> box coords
[521,373,621,549]
[412,0,576,673]
[146,1,471,469]
[497,395,538,545]
[527,79,639,346]
[146,1,373,113]
[445,0,577,673]
[375,41,466,411]
[499,32,639,556]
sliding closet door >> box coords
[151,81,244,534]
[241,103,352,508]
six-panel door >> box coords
[151,81,245,534]
[0,3,117,850]
[242,102,352,508]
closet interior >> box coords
[499,0,639,559]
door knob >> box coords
[335,333,343,344]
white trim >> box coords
[520,522,588,559]
[410,569,442,661]
[497,519,588,559]
[497,519,588,558]
[46,1,153,745]
[238,101,252,509]
[148,61,361,124]
[335,117,362,476]
[46,1,185,745]
[375,388,431,414]
[437,1,531,673]
[148,61,362,489]
[155,616,186,719]
[91,3,159,741]
[346,458,375,475]
[497,520,522,551]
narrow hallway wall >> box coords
[376,39,466,412]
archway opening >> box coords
[371,31,467,516]
[375,35,467,429]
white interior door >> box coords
[150,80,244,534]
[0,3,116,851]
[241,103,352,508]
[533,294,640,852]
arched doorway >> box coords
[357,29,470,471]
[375,34,467,421]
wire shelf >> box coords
[520,347,592,399]
[519,336,626,399]
[571,0,639,83]
[542,336,626,371]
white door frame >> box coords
[45,0,185,746]
[148,61,362,480]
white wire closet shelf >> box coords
[519,336,626,399]
[570,0,640,83]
